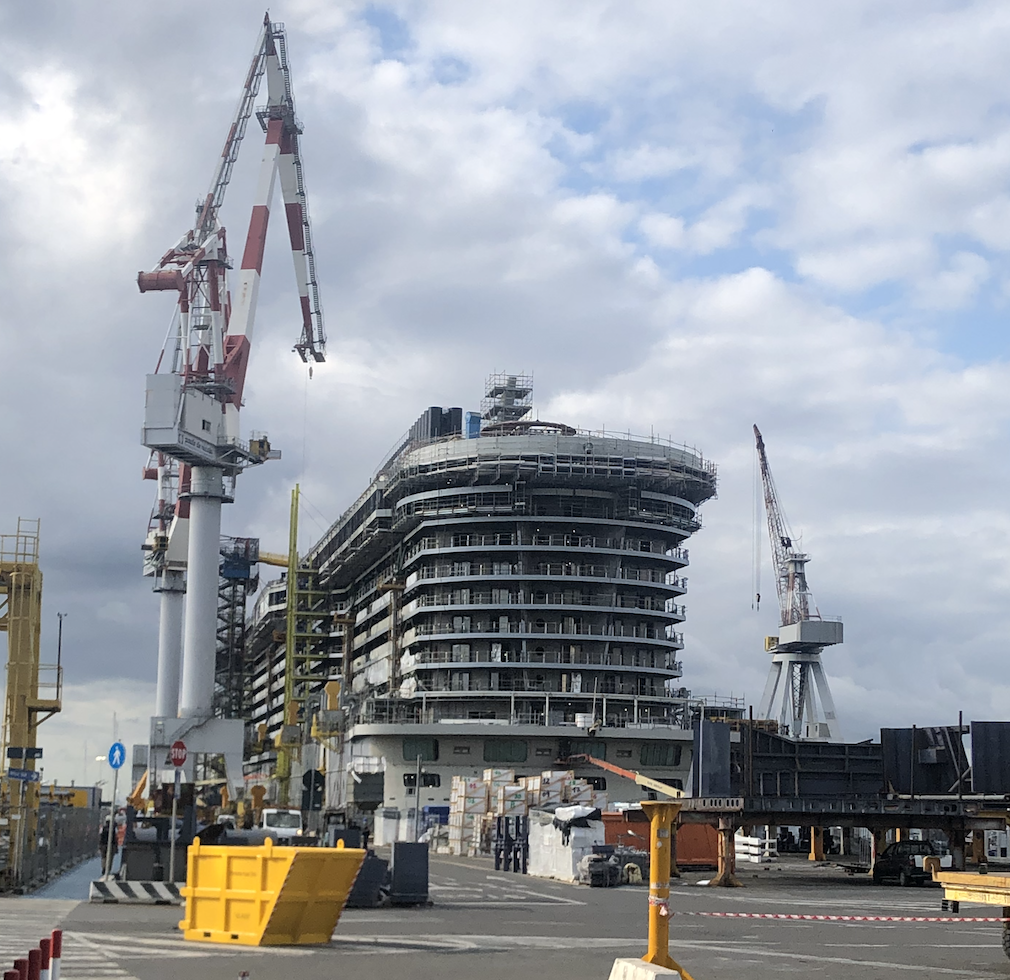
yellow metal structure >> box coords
[127,772,148,809]
[276,486,333,806]
[258,552,289,568]
[927,860,1010,906]
[640,800,694,980]
[179,837,365,946]
[0,519,61,885]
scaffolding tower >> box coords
[214,536,260,720]
[481,372,533,424]
[276,486,338,805]
[0,519,62,888]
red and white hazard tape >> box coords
[676,911,1009,923]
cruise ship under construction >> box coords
[243,374,738,834]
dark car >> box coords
[872,840,948,886]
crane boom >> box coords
[753,425,812,627]
[567,754,684,798]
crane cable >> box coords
[752,436,762,611]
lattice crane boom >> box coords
[753,425,813,627]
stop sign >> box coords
[169,740,187,767]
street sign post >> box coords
[169,741,187,767]
[104,741,126,879]
[168,740,186,884]
[108,742,125,770]
[6,767,40,783]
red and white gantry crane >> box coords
[139,14,325,783]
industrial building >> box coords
[245,374,741,825]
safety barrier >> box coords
[178,837,365,946]
[4,929,61,980]
[88,879,182,904]
[733,833,777,864]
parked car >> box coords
[872,840,951,886]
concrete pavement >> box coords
[1,855,1007,979]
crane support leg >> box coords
[179,467,226,718]
[709,816,742,887]
[757,660,782,723]
[155,570,185,718]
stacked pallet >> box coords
[447,776,488,856]
[445,769,608,855]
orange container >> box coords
[601,811,719,867]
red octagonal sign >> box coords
[169,740,187,767]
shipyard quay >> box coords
[245,375,731,815]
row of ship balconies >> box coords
[410,671,675,697]
[403,532,689,564]
[406,562,679,588]
[406,646,682,672]
[404,620,685,643]
[405,587,686,614]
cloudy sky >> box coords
[2,0,1010,785]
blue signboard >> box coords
[107,741,126,770]
[7,767,40,783]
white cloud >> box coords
[3,0,1010,773]
[639,213,685,249]
[914,251,991,310]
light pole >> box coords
[56,612,67,675]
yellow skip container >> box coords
[179,837,366,946]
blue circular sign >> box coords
[107,741,126,770]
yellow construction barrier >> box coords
[179,837,365,946]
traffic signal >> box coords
[301,768,324,811]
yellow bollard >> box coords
[809,826,824,862]
[640,801,695,980]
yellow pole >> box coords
[277,485,300,807]
[640,800,694,980]
[809,825,825,861]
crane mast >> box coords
[139,14,326,795]
[753,426,842,741]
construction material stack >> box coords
[445,769,607,856]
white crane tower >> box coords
[754,426,841,741]
[139,13,326,792]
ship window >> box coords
[568,739,606,761]
[403,737,438,762]
[483,739,528,763]
[453,745,471,755]
[640,743,682,767]
[534,747,553,757]
[403,773,441,788]
[616,748,633,758]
